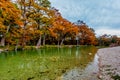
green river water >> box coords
[0,46,99,80]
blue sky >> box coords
[49,0,120,36]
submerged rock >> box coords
[27,77,34,80]
[88,53,92,55]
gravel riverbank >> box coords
[97,46,120,80]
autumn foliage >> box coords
[1,0,112,49]
[76,23,97,45]
[0,0,22,46]
[97,34,120,46]
[49,9,78,45]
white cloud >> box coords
[49,0,120,36]
[96,29,120,37]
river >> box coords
[0,46,99,80]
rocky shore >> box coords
[97,46,120,80]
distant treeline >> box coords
[97,34,120,47]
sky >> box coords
[49,0,120,36]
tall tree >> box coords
[49,9,78,46]
[0,0,21,46]
[23,0,53,48]
[75,20,97,45]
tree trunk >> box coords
[43,33,46,46]
[0,24,11,47]
[77,38,79,46]
[6,24,10,33]
[0,37,5,46]
[60,38,64,45]
[15,40,19,51]
[57,39,60,47]
[21,3,27,50]
[36,35,42,48]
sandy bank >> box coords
[97,46,120,80]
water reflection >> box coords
[62,54,99,80]
[0,46,98,80]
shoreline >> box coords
[0,49,4,53]
[0,45,90,53]
[97,46,120,80]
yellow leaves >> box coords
[0,18,6,32]
[0,23,6,31]
[1,0,20,13]
[49,12,79,40]
[0,0,21,26]
[49,28,57,38]
[15,20,23,26]
[35,30,43,35]
[0,0,97,46]
[76,24,96,45]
